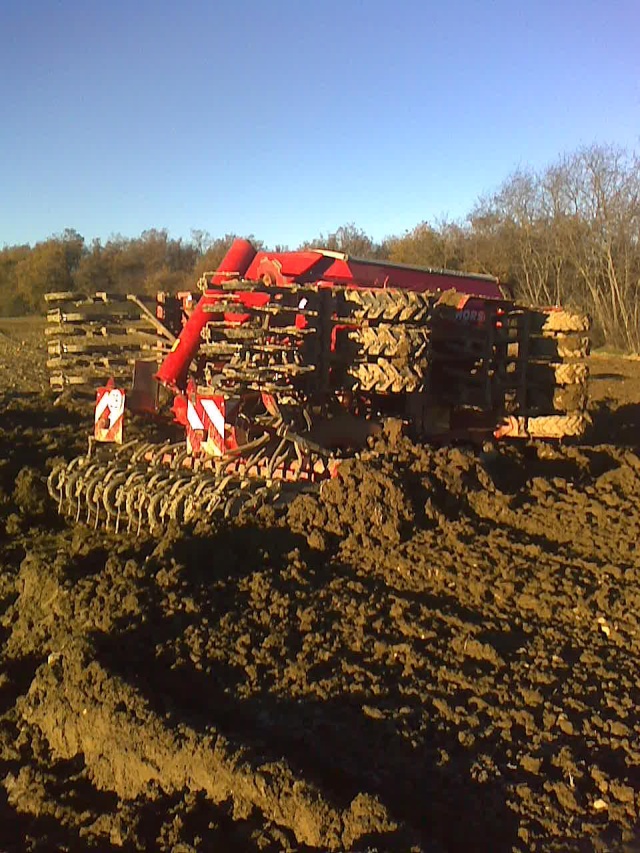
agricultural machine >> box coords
[46,239,590,530]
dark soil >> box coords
[0,319,638,851]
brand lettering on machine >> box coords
[456,308,486,324]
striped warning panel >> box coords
[95,386,125,443]
[186,393,228,457]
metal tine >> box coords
[149,440,176,465]
[137,491,146,537]
[114,439,142,460]
[68,462,94,522]
[82,468,106,527]
[171,448,191,470]
[85,483,93,525]
[267,438,290,479]
[124,475,144,532]
[148,476,174,527]
[223,488,245,519]
[193,474,224,499]
[162,476,192,524]
[242,438,272,471]
[55,468,66,514]
[113,478,128,535]
[186,479,217,523]
[86,470,109,529]
[145,470,172,495]
[227,481,267,518]
[87,476,104,528]
[147,476,177,528]
[167,490,186,524]
[130,441,157,465]
[203,492,224,516]
[64,459,86,512]
[103,470,128,524]
[131,481,150,535]
[263,437,285,478]
[161,477,183,524]
[181,493,195,525]
[192,477,228,518]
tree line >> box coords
[2,143,638,351]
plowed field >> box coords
[0,317,638,852]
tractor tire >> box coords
[528,335,590,360]
[348,358,427,394]
[527,384,587,413]
[350,324,430,359]
[343,288,436,323]
[526,413,590,438]
[527,361,588,387]
[536,310,591,334]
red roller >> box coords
[156,239,256,389]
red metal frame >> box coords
[157,239,508,393]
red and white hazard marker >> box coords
[95,385,125,443]
[186,392,228,457]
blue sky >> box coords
[1,0,638,249]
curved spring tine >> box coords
[149,440,173,466]
[168,474,192,498]
[100,465,125,527]
[68,461,95,521]
[266,438,289,478]
[89,466,110,523]
[193,473,223,499]
[102,470,129,521]
[227,431,270,460]
[123,474,145,531]
[130,441,157,464]
[161,475,193,524]
[47,464,66,513]
[242,438,273,471]
[63,458,87,512]
[116,439,142,458]
[181,493,195,524]
[223,486,256,519]
[136,490,147,536]
[160,479,181,525]
[127,481,147,535]
[167,490,187,524]
[144,471,173,498]
[171,448,191,470]
[90,476,107,529]
[147,476,177,528]
[148,473,174,526]
[176,474,213,523]
[79,464,105,525]
[202,491,224,517]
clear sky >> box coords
[1,0,638,249]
